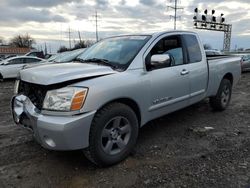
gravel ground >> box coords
[0,73,250,188]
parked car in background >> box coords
[53,48,86,63]
[23,48,86,69]
[232,53,250,72]
[241,54,250,72]
[25,51,45,59]
[44,53,55,59]
[205,49,223,56]
[3,54,17,59]
[0,56,43,80]
[45,53,58,62]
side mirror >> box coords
[150,54,171,69]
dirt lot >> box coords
[0,73,250,188]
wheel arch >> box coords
[223,72,233,85]
[97,98,142,127]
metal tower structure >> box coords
[92,10,101,42]
[168,0,183,30]
[223,24,232,52]
[193,8,232,52]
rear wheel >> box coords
[210,79,232,111]
[84,102,139,167]
[0,73,3,82]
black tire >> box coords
[0,73,3,82]
[210,79,232,111]
[84,102,139,167]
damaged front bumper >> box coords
[11,94,96,150]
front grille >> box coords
[18,81,47,110]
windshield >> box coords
[77,35,151,70]
[54,48,86,63]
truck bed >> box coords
[206,55,241,97]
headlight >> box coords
[14,80,20,94]
[43,87,88,111]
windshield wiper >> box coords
[76,58,119,69]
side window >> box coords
[146,35,184,69]
[8,58,24,65]
[183,34,202,63]
[24,58,41,64]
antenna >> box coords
[167,0,183,30]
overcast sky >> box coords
[0,0,249,52]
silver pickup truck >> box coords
[11,31,241,166]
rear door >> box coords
[182,34,208,104]
[145,34,190,119]
[4,58,25,78]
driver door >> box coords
[145,34,190,118]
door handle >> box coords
[180,69,189,75]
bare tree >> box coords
[71,39,95,50]
[57,46,68,53]
[73,41,87,50]
[9,34,35,48]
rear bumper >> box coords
[11,95,96,150]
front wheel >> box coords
[84,102,139,167]
[210,79,232,111]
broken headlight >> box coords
[43,87,88,111]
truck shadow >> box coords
[44,99,212,168]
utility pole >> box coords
[92,10,100,42]
[78,30,82,43]
[95,10,98,42]
[44,42,47,55]
[65,26,72,49]
[168,0,183,30]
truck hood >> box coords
[20,62,117,85]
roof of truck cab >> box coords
[102,30,197,41]
[150,30,197,37]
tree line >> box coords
[0,34,35,48]
[0,34,94,53]
[57,40,94,53]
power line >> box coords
[167,0,183,30]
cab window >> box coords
[183,34,202,63]
[146,35,184,70]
